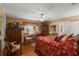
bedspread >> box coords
[35,35,78,56]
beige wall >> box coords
[48,16,79,33]
[6,16,79,34]
[6,16,42,33]
[48,21,61,33]
[6,16,42,25]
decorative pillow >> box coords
[67,34,73,39]
[55,35,64,42]
[60,34,73,42]
[59,35,68,42]
[52,36,58,41]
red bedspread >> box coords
[36,35,78,56]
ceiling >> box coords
[2,3,79,21]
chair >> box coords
[7,41,22,56]
[6,28,22,56]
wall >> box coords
[6,16,79,34]
[6,16,42,24]
[6,16,42,33]
[48,16,79,34]
[48,21,61,33]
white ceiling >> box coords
[2,3,79,21]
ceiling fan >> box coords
[40,13,45,21]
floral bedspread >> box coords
[35,35,78,56]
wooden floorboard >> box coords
[22,43,36,56]
[2,43,38,56]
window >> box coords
[60,21,79,35]
[24,25,39,35]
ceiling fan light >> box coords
[41,19,44,21]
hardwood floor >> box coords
[1,43,43,56]
[8,43,37,56]
[22,43,37,56]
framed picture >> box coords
[51,25,56,32]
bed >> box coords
[35,35,78,56]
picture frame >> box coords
[51,25,56,32]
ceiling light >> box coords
[40,13,45,21]
[41,19,44,21]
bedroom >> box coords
[0,3,79,56]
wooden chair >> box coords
[6,28,22,56]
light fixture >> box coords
[40,13,44,21]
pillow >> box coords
[64,34,73,40]
[59,35,68,42]
[58,33,63,36]
[55,35,64,42]
[52,36,58,41]
[60,34,73,42]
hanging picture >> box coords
[51,25,56,32]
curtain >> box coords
[61,21,79,35]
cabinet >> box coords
[7,28,22,43]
